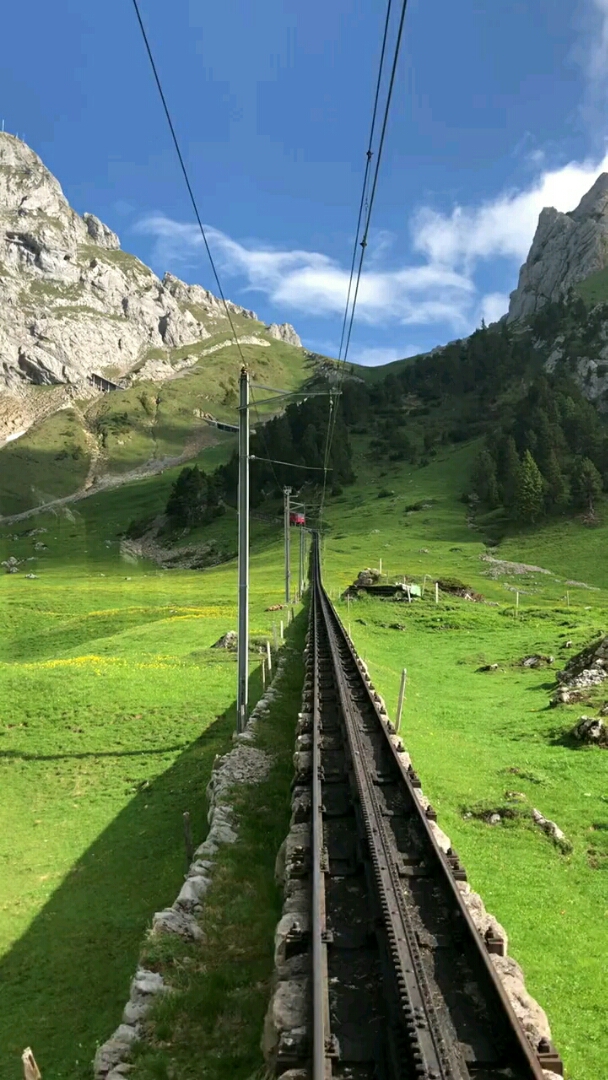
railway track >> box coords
[290,539,561,1080]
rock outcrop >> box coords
[0,133,278,393]
[508,173,608,321]
[265,323,302,347]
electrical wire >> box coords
[249,385,283,495]
[251,456,331,472]
[337,0,394,364]
[318,0,395,524]
[130,0,246,367]
[342,0,409,367]
[319,0,409,528]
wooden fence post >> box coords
[395,668,407,733]
[22,1049,41,1080]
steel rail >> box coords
[311,579,330,1080]
[309,536,549,1080]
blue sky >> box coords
[3,0,608,364]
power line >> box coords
[337,0,394,364]
[319,0,409,527]
[249,385,283,494]
[342,0,409,367]
[251,455,331,472]
[130,0,246,366]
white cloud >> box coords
[411,153,608,268]
[479,292,510,326]
[135,148,608,343]
[136,213,474,331]
[350,345,420,367]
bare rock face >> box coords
[508,173,608,321]
[0,133,261,395]
[265,322,302,347]
[83,213,120,249]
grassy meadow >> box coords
[0,472,300,1080]
[1,430,608,1079]
[320,439,608,1080]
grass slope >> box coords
[0,513,299,1080]
[2,428,608,1079]
[0,332,314,516]
[320,437,608,1080]
[575,265,608,306]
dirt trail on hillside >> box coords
[0,432,217,525]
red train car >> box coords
[289,511,306,527]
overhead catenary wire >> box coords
[251,456,331,472]
[342,0,409,367]
[319,0,409,527]
[337,0,394,365]
[249,384,284,494]
[319,0,395,521]
[130,0,246,367]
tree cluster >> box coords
[471,375,606,521]
[165,465,225,528]
[214,394,356,509]
[165,394,356,525]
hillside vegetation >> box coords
[0,331,318,516]
[2,410,608,1078]
[3,285,608,1080]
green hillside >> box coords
[574,265,608,305]
[2,427,608,1080]
[0,328,315,516]
[3,288,608,1079]
[354,350,423,382]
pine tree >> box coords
[515,450,544,522]
[571,456,603,514]
[542,450,569,513]
[166,466,210,526]
[497,436,520,508]
[472,449,499,508]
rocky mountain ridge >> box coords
[0,133,301,397]
[508,173,608,321]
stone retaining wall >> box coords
[93,648,294,1080]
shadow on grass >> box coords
[0,746,188,762]
[549,727,593,750]
[0,665,265,1080]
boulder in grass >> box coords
[572,715,608,747]
[356,567,382,587]
[521,654,554,668]
[211,631,238,650]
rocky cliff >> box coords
[0,133,282,390]
[508,173,608,321]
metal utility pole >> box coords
[299,526,305,597]
[284,486,292,604]
[237,366,250,733]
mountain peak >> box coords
[569,172,608,221]
[508,172,608,321]
[0,135,288,395]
